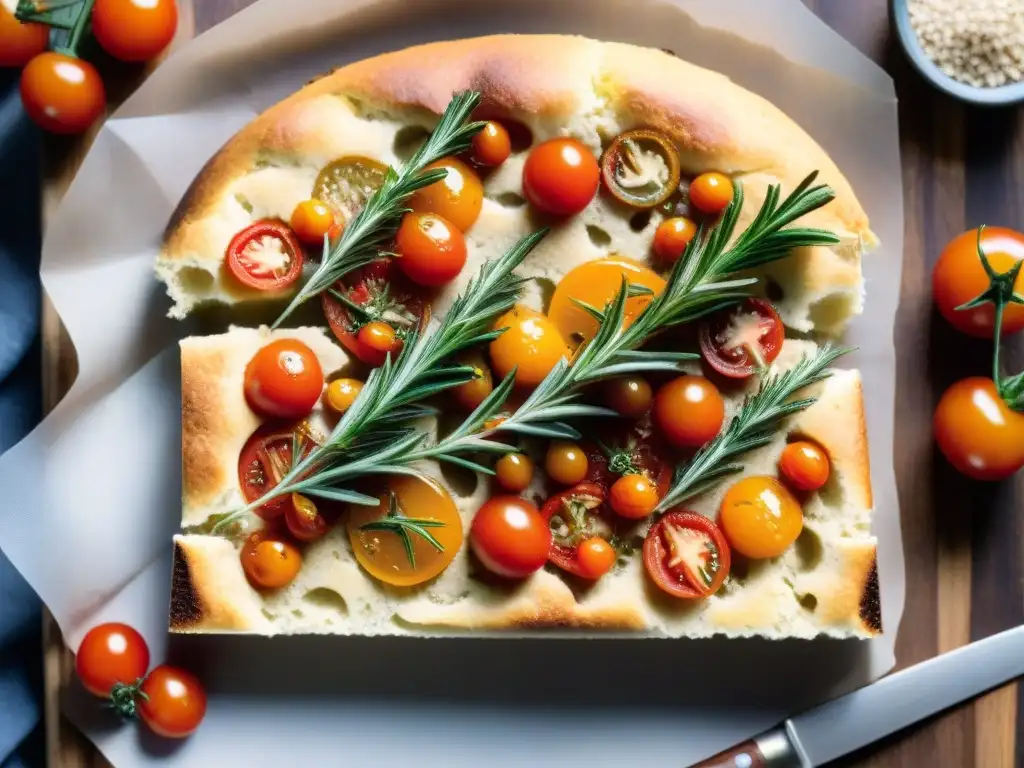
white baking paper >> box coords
[0,0,905,764]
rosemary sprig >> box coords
[358,492,446,568]
[656,345,850,512]
[272,91,486,327]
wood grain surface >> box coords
[38,1,1023,766]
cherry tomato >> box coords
[358,321,402,360]
[489,305,569,388]
[699,298,785,379]
[224,220,304,292]
[643,511,730,598]
[324,377,363,414]
[778,440,831,491]
[138,665,207,739]
[540,482,610,578]
[0,5,48,68]
[600,129,680,209]
[470,496,551,578]
[313,156,387,221]
[240,531,302,589]
[934,377,1024,481]
[91,0,178,63]
[75,623,149,698]
[284,493,333,542]
[522,137,599,217]
[395,212,467,287]
[289,199,335,247]
[321,260,425,366]
[452,352,493,410]
[545,441,589,486]
[609,474,659,519]
[576,537,617,580]
[583,425,672,500]
[652,216,697,264]
[20,52,105,134]
[471,121,512,167]
[495,453,534,492]
[653,375,725,448]
[347,476,463,587]
[548,256,665,347]
[409,157,483,231]
[689,172,734,215]
[718,476,803,559]
[237,422,318,519]
[932,227,1024,338]
[243,338,323,419]
[604,376,653,418]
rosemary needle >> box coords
[358,492,445,568]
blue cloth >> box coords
[0,70,44,768]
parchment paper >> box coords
[0,0,905,764]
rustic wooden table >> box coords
[40,0,1023,765]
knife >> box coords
[692,624,1024,767]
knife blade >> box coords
[692,624,1024,767]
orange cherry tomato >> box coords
[644,511,730,599]
[604,376,653,418]
[489,305,569,388]
[932,227,1024,338]
[689,172,734,215]
[324,377,363,414]
[20,52,106,134]
[240,531,302,589]
[284,493,334,542]
[243,338,324,419]
[0,5,48,68]
[653,375,725,448]
[395,212,467,287]
[289,199,335,247]
[471,121,512,167]
[718,476,802,559]
[545,441,589,486]
[779,441,831,491]
[576,537,617,580]
[451,352,493,410]
[522,137,599,217]
[652,216,697,264]
[138,665,207,739]
[409,157,483,231]
[91,0,178,63]
[548,256,665,346]
[609,474,659,519]
[75,623,149,698]
[495,453,534,492]
[470,496,551,578]
[934,377,1024,481]
[224,220,304,292]
[358,321,402,359]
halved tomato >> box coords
[583,419,672,499]
[643,511,730,599]
[237,421,319,520]
[698,298,784,379]
[321,260,427,366]
[225,220,304,291]
[600,129,681,209]
[539,483,611,578]
[313,156,388,222]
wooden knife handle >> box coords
[690,740,767,767]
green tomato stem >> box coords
[64,0,95,57]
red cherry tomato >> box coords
[284,492,335,542]
[539,483,613,578]
[321,260,426,366]
[934,377,1024,481]
[243,339,323,419]
[75,623,150,698]
[395,212,467,287]
[932,227,1024,338]
[652,217,698,264]
[643,511,731,599]
[237,422,318,519]
[522,137,599,217]
[20,52,106,134]
[470,496,551,578]
[699,298,785,379]
[138,665,207,739]
[224,220,304,292]
[91,0,178,63]
[653,375,725,448]
[778,441,831,491]
[0,5,48,68]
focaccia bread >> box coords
[172,327,878,638]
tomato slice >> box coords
[643,511,731,599]
[539,483,609,577]
[237,421,319,520]
[601,129,681,209]
[313,156,388,222]
[698,298,784,379]
[320,260,427,366]
[224,220,304,291]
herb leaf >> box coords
[358,492,446,568]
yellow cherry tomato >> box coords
[495,453,534,492]
[489,305,570,388]
[452,352,494,411]
[408,157,483,232]
[718,476,803,559]
[324,378,363,414]
[290,199,335,246]
[544,441,588,485]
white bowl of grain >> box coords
[893,0,1024,105]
